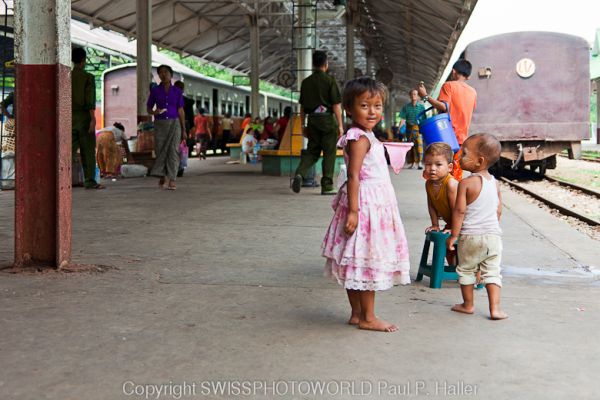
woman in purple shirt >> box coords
[146,64,186,190]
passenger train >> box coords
[102,63,296,136]
[463,32,590,174]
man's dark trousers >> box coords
[295,114,337,191]
[72,112,97,188]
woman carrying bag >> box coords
[146,64,186,190]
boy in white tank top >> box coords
[446,133,508,320]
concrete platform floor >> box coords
[1,157,599,399]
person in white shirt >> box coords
[447,133,508,320]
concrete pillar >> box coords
[345,12,355,83]
[249,15,260,118]
[384,92,394,130]
[136,0,152,121]
[14,0,71,268]
[297,0,313,89]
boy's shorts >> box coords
[456,234,502,287]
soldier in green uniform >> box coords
[292,51,344,195]
[72,47,103,189]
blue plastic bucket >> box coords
[418,103,460,152]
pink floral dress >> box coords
[322,127,411,290]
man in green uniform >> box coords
[72,47,103,189]
[292,50,344,195]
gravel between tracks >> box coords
[501,163,600,242]
[499,157,600,241]
[547,156,600,190]
[502,183,600,241]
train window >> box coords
[227,104,233,115]
[204,100,210,113]
[221,102,226,115]
[234,104,239,116]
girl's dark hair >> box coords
[342,76,388,112]
[157,64,174,75]
[113,122,125,132]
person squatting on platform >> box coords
[321,77,411,333]
[446,133,508,320]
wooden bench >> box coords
[258,115,344,176]
[226,125,251,160]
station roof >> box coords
[71,0,476,93]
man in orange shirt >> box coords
[418,59,477,180]
[194,108,213,159]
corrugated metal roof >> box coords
[70,0,476,91]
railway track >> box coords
[500,175,600,226]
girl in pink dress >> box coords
[322,77,411,332]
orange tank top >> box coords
[426,174,452,223]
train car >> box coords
[464,32,590,174]
[102,63,295,136]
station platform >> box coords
[0,157,599,399]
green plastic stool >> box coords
[416,231,459,288]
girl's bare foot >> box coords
[490,310,508,320]
[348,313,360,325]
[358,318,398,332]
[451,303,474,314]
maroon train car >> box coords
[464,32,590,173]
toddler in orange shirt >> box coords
[424,142,458,234]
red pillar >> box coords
[14,1,71,268]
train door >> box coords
[212,88,218,116]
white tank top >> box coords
[461,173,502,235]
